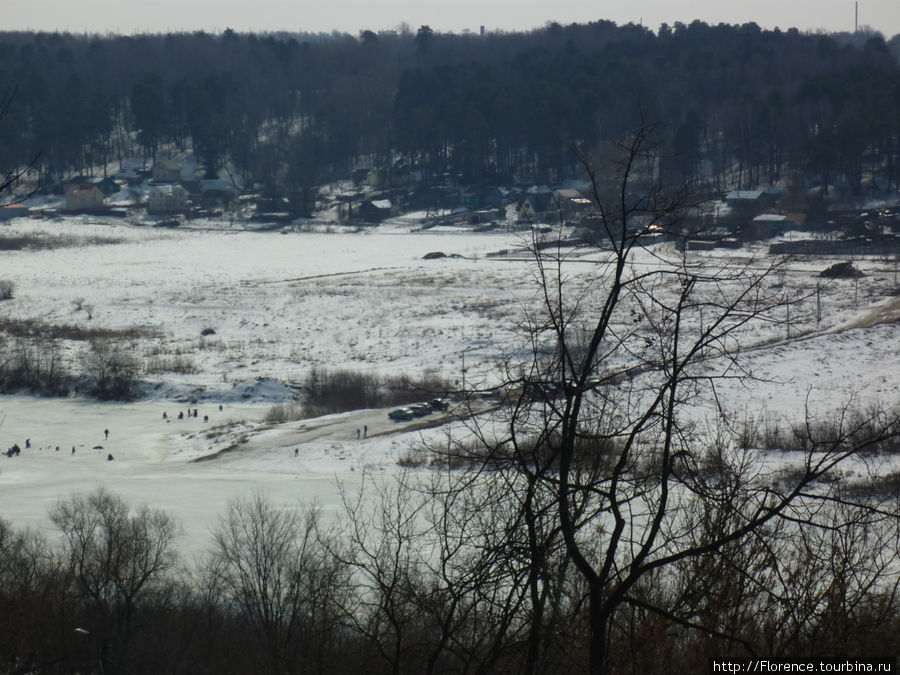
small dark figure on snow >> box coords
[25,438,30,449]
[163,412,168,420]
[364,425,368,438]
[56,446,59,452]
[178,412,184,420]
[104,429,109,440]
[193,408,198,418]
[219,404,223,411]
[71,446,75,455]
[356,428,360,439]
[203,415,208,423]
[294,448,299,457]
[11,444,20,456]
[107,453,114,461]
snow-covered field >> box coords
[1,214,898,552]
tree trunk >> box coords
[589,586,609,675]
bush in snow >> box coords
[0,279,14,300]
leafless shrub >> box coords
[81,339,140,400]
[0,337,70,394]
[0,317,149,341]
[263,404,306,423]
[305,366,381,416]
[735,412,795,451]
[383,369,452,402]
[305,366,452,417]
[0,232,122,250]
[772,406,900,456]
[143,354,200,375]
[841,469,900,499]
[396,450,433,468]
[0,279,14,300]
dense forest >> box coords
[1,21,900,212]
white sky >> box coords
[4,0,900,38]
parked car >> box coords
[408,403,432,416]
[429,397,449,411]
[388,408,414,421]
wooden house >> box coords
[65,184,106,211]
[148,185,189,214]
[152,160,182,183]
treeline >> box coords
[1,482,897,674]
[2,22,900,211]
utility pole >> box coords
[461,350,467,395]
[816,282,822,327]
[786,302,791,340]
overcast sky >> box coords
[5,0,900,38]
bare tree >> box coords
[468,116,900,674]
[50,489,180,671]
[0,518,68,674]
[82,339,139,399]
[0,87,39,204]
[206,492,348,674]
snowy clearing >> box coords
[1,215,898,552]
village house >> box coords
[458,186,504,211]
[95,176,123,198]
[0,204,29,221]
[745,213,793,239]
[359,198,395,222]
[553,188,592,221]
[725,189,767,207]
[517,191,557,224]
[65,184,106,212]
[148,185,189,214]
[725,188,781,214]
[152,159,182,183]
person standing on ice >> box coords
[104,429,109,440]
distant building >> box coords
[553,188,592,221]
[725,189,781,212]
[725,190,766,206]
[181,179,236,209]
[148,185,189,214]
[517,191,557,224]
[743,213,793,240]
[152,160,182,183]
[458,187,504,211]
[199,179,235,207]
[0,204,29,221]
[95,177,123,197]
[359,198,395,222]
[65,184,106,211]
